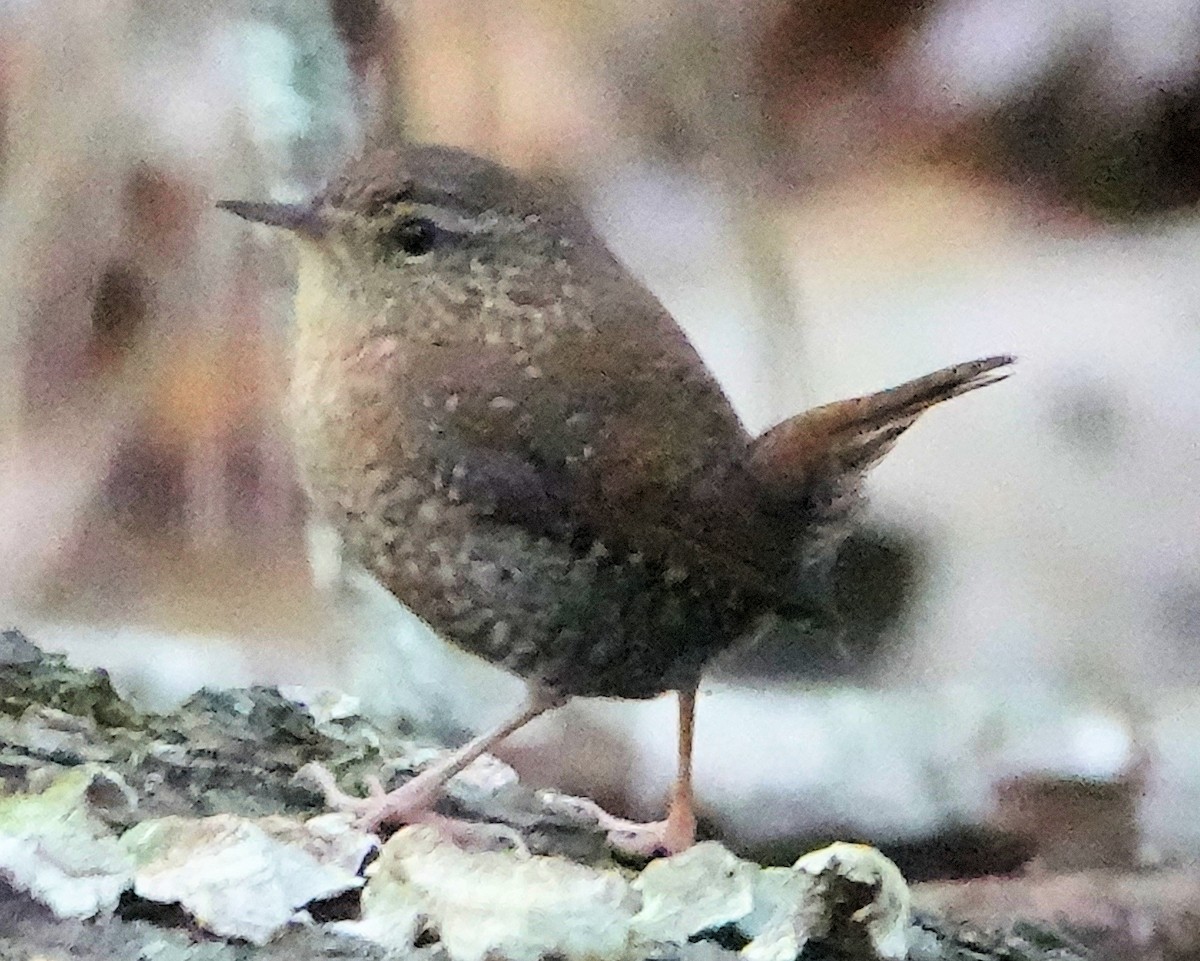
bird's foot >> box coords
[297,761,528,854]
[298,760,438,829]
[542,792,696,858]
[417,811,531,856]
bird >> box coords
[218,144,1012,855]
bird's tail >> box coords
[747,355,1015,493]
[742,354,1014,611]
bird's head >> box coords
[218,145,609,346]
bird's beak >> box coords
[216,199,328,239]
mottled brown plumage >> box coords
[219,145,1012,852]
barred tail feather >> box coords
[747,355,1014,493]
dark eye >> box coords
[383,217,440,257]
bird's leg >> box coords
[301,686,563,837]
[670,685,699,845]
[548,687,699,857]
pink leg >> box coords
[549,687,699,857]
[301,686,563,834]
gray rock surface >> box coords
[0,631,1090,961]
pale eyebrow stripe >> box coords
[402,203,501,236]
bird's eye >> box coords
[383,217,440,257]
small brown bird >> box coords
[220,145,1011,855]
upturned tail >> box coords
[747,355,1015,493]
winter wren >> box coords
[219,145,1012,854]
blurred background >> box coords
[3,0,1200,901]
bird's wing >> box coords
[402,342,576,538]
[408,334,784,592]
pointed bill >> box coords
[216,200,328,238]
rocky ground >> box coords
[0,628,1171,961]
